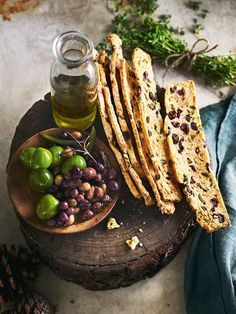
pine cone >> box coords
[0,244,41,310]
[6,292,57,314]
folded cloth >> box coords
[185,93,236,314]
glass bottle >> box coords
[50,31,98,130]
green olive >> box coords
[36,194,59,220]
[61,155,87,174]
[29,169,53,193]
[20,147,36,169]
[49,146,63,168]
[30,147,52,169]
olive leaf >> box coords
[87,126,96,153]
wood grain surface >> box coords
[8,94,196,290]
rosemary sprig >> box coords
[66,128,97,163]
[98,13,236,87]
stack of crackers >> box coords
[95,34,231,232]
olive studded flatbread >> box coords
[132,48,181,203]
[164,80,231,232]
[97,56,155,206]
[108,34,145,179]
[96,63,142,200]
[120,58,176,214]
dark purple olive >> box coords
[107,168,118,180]
[76,194,85,203]
[94,173,102,182]
[80,199,91,210]
[49,185,58,194]
[52,166,61,177]
[59,201,69,211]
[107,180,119,192]
[91,202,102,212]
[70,188,79,198]
[82,167,97,180]
[71,166,82,179]
[103,194,112,203]
[95,162,105,173]
[81,209,94,220]
[66,207,78,215]
[47,219,56,227]
[59,212,69,223]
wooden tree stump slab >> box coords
[8,94,196,290]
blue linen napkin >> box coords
[185,93,236,314]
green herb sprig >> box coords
[185,0,202,11]
[98,12,236,87]
[110,0,158,15]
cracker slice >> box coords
[120,58,175,214]
[164,80,230,231]
[132,48,181,203]
[97,58,155,205]
[97,87,141,200]
[108,34,145,179]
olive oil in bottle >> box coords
[50,31,98,130]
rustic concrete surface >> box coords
[0,0,236,313]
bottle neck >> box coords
[53,31,94,68]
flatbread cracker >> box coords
[108,34,145,179]
[164,80,230,231]
[97,58,155,206]
[96,64,142,199]
[132,48,181,203]
[120,58,175,214]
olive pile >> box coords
[20,130,120,227]
[48,159,119,227]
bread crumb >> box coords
[107,217,120,230]
[125,236,140,250]
[139,242,143,247]
[138,228,143,233]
